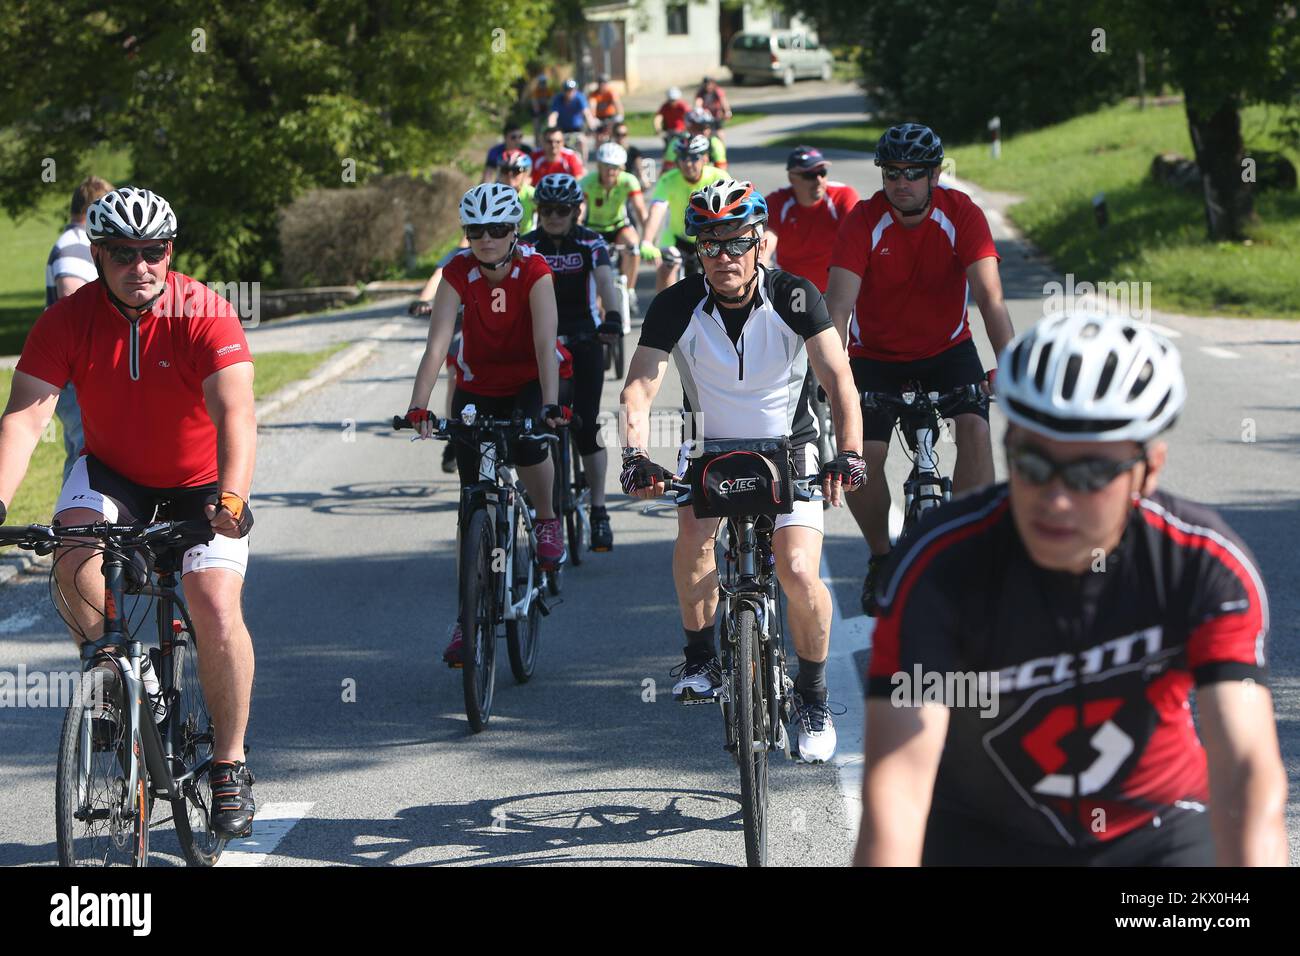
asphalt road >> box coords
[0,84,1296,866]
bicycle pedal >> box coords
[675,689,720,706]
[536,594,557,616]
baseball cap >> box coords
[786,145,830,171]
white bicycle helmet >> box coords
[86,187,177,242]
[595,142,627,167]
[678,134,711,159]
[996,311,1186,443]
[458,183,523,226]
[667,86,682,100]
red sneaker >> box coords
[534,517,565,570]
[442,623,464,668]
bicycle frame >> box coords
[461,435,535,624]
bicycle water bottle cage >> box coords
[688,438,794,519]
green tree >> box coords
[1111,1,1300,240]
[0,1,553,282]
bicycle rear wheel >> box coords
[506,503,542,683]
[733,606,769,867]
[566,446,589,565]
[460,508,498,732]
[55,659,149,866]
[168,619,226,866]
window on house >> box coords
[666,3,688,35]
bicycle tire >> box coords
[734,606,769,867]
[613,336,625,381]
[460,508,497,732]
[566,439,587,566]
[55,659,148,866]
[169,619,226,866]
[548,436,570,593]
[506,502,542,683]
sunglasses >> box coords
[697,235,762,258]
[506,132,523,140]
[539,204,576,218]
[1007,444,1145,493]
[794,168,828,181]
[501,165,528,175]
[882,165,932,182]
[464,223,514,240]
[104,243,169,266]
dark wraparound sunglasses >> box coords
[882,165,932,182]
[104,243,169,265]
[794,168,828,181]
[464,223,514,240]
[1008,444,1145,493]
[697,235,762,258]
[539,204,577,217]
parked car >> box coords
[728,31,834,87]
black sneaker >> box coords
[440,443,456,474]
[860,552,890,617]
[670,655,722,703]
[590,506,612,551]
[210,760,256,839]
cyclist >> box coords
[609,121,651,191]
[759,146,860,293]
[524,173,623,551]
[0,187,258,838]
[531,126,586,186]
[855,312,1285,866]
[481,122,534,183]
[653,87,690,142]
[405,183,566,665]
[590,73,623,127]
[581,142,656,311]
[528,74,552,145]
[546,79,596,160]
[825,123,1014,616]
[662,109,727,169]
[695,75,733,135]
[619,179,866,763]
[641,135,728,293]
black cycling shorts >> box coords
[450,382,547,483]
[850,338,988,444]
[922,804,1214,866]
[557,337,607,457]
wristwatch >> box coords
[622,446,647,460]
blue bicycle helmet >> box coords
[685,179,768,238]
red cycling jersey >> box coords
[17,273,251,488]
[442,246,552,396]
[830,186,998,362]
[656,100,690,133]
[530,149,585,186]
[764,182,861,292]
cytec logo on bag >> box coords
[717,477,759,495]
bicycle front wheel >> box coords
[460,508,498,732]
[506,503,542,684]
[733,606,769,867]
[55,660,149,866]
[169,621,226,866]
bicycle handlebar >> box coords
[0,519,215,555]
[861,382,991,415]
[660,474,824,504]
[391,414,562,444]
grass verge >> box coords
[764,122,888,153]
[946,100,1300,319]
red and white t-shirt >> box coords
[17,272,252,488]
[830,186,998,362]
[442,246,553,396]
[764,182,861,292]
[530,148,585,185]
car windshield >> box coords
[733,34,770,51]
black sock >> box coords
[796,657,827,701]
[683,625,716,662]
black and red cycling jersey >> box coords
[867,483,1269,854]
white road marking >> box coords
[1199,346,1241,360]
[1146,323,1182,339]
[0,610,41,634]
[214,801,314,867]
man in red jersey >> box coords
[0,187,258,838]
[760,146,860,293]
[531,126,586,186]
[826,123,1014,616]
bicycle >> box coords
[393,409,556,731]
[548,336,604,596]
[603,244,638,378]
[664,446,821,866]
[0,518,225,866]
[812,382,836,510]
[861,381,990,535]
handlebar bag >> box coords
[687,437,793,519]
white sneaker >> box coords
[671,655,722,702]
[793,694,837,763]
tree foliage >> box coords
[0,1,554,282]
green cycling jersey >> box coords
[581,170,642,232]
[650,165,728,245]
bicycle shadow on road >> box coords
[267,786,742,866]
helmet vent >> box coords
[1095,351,1118,398]
[1033,343,1053,391]
[1061,354,1082,400]
[1127,360,1154,400]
